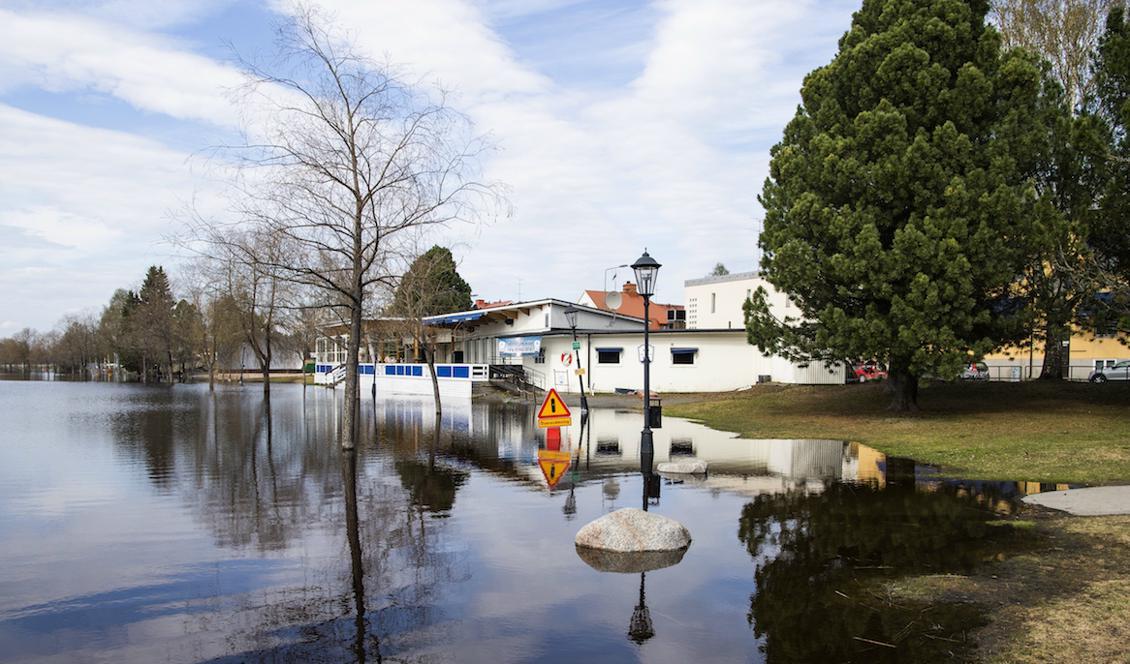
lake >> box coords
[0,381,1034,662]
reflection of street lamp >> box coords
[563,305,589,412]
[627,572,654,644]
[631,250,660,497]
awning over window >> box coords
[671,347,698,355]
[425,311,485,325]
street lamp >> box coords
[562,305,589,412]
[631,250,660,495]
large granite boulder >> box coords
[575,508,691,553]
[656,459,708,475]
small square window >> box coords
[598,350,621,364]
[672,352,695,365]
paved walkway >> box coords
[1022,485,1130,516]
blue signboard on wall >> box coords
[497,336,542,357]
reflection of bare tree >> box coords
[342,448,379,663]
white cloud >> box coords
[0,0,859,329]
[289,0,856,303]
[0,7,245,127]
[0,103,226,327]
[0,0,237,30]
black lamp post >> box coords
[563,305,589,412]
[631,250,660,497]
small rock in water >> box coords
[656,458,708,475]
[574,508,691,553]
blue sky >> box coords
[0,0,859,331]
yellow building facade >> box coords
[983,329,1130,380]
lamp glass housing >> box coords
[563,305,579,330]
[631,251,661,297]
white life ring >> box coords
[561,352,573,366]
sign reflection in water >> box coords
[0,382,1040,663]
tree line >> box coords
[0,263,320,388]
[748,0,1130,410]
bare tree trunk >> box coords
[425,339,442,416]
[342,303,362,449]
[261,329,272,394]
[885,360,919,412]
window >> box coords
[534,348,546,364]
[671,348,697,365]
[597,348,622,364]
[711,292,716,314]
[1096,360,1117,371]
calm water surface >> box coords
[0,382,1034,663]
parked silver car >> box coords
[960,361,990,380]
[1089,360,1130,383]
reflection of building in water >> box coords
[841,442,887,488]
[366,397,1079,507]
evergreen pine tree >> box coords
[748,0,1056,409]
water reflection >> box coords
[0,382,1054,663]
[738,475,1023,661]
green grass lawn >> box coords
[667,380,1130,484]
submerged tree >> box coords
[219,7,496,448]
[748,0,1056,410]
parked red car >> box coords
[850,362,888,383]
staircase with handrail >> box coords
[328,363,347,387]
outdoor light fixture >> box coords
[563,305,579,330]
[562,305,588,412]
[631,250,660,297]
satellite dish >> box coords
[606,291,623,311]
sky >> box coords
[0,0,860,332]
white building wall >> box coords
[525,331,842,394]
[684,272,791,331]
[456,301,643,364]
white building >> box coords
[312,280,842,396]
[684,270,793,330]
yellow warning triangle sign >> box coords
[537,388,572,420]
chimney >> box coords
[623,282,638,296]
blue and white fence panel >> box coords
[315,362,488,398]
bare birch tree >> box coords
[992,0,1125,110]
[222,8,496,448]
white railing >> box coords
[524,367,547,391]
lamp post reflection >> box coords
[563,414,586,519]
[627,571,654,644]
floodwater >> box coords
[0,381,1038,663]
